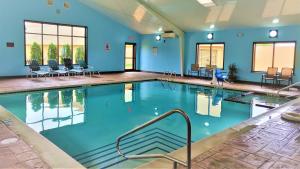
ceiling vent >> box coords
[161,31,176,38]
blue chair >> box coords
[215,69,228,86]
[63,58,83,76]
[27,60,49,79]
[48,59,68,77]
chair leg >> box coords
[265,79,266,86]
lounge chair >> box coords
[78,60,99,77]
[48,59,68,77]
[277,67,293,86]
[215,69,228,86]
[28,60,49,79]
[261,67,278,87]
[63,58,83,76]
[188,64,200,76]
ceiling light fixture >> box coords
[64,2,70,9]
[272,18,279,24]
[210,24,215,29]
[158,27,163,32]
[155,35,161,41]
[47,0,53,5]
[269,30,278,38]
[197,0,216,7]
[207,33,214,40]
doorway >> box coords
[124,43,136,71]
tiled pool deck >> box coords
[0,122,49,168]
[180,102,300,169]
[0,72,299,169]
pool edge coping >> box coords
[0,75,298,169]
[0,75,296,98]
[0,106,85,169]
[0,77,157,95]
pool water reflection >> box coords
[0,81,290,168]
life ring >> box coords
[281,112,300,122]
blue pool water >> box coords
[0,81,290,168]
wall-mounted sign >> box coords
[6,42,15,48]
[104,43,111,51]
[152,47,158,56]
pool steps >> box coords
[224,92,291,109]
[72,128,189,169]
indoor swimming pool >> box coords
[0,81,292,168]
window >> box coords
[25,21,87,65]
[252,42,295,72]
[196,43,224,69]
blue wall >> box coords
[185,25,300,82]
[140,25,300,82]
[139,35,180,74]
[0,0,140,76]
[1,0,300,82]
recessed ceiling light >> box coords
[155,35,161,41]
[197,0,216,7]
[207,33,214,40]
[269,30,278,38]
[272,18,279,24]
[158,27,163,32]
[210,24,215,29]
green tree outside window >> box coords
[60,44,71,63]
[48,43,57,61]
[75,47,85,64]
[31,42,42,64]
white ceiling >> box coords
[79,0,300,34]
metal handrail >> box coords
[160,71,177,81]
[116,109,191,169]
[277,81,300,95]
[160,71,169,81]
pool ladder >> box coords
[116,109,192,169]
[160,71,177,81]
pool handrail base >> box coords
[116,109,191,169]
